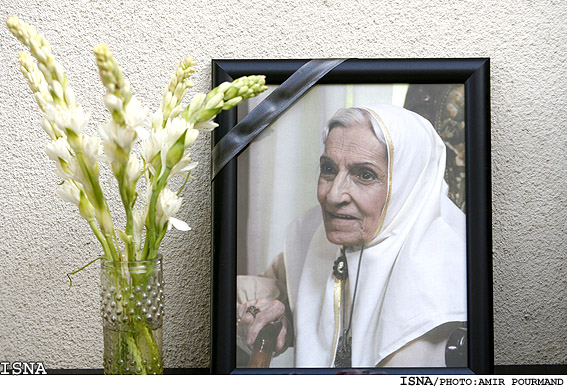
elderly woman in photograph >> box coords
[236,104,467,368]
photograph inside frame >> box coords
[235,83,467,369]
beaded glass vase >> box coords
[100,256,164,374]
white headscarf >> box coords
[284,104,467,367]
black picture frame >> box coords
[211,59,492,375]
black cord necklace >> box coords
[333,245,365,368]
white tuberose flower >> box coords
[156,188,190,231]
[154,117,192,179]
[82,134,102,162]
[168,216,191,232]
[194,121,218,132]
[125,155,143,184]
[45,137,72,163]
[45,137,80,180]
[98,96,149,152]
[124,96,145,126]
[56,180,80,206]
[140,137,159,174]
[170,154,197,178]
[99,120,135,150]
[184,128,199,148]
[151,108,164,131]
[45,105,90,136]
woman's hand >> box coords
[237,298,289,354]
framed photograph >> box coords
[211,59,492,375]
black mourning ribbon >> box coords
[211,59,347,179]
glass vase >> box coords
[100,255,164,374]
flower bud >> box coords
[163,91,173,108]
[37,63,51,82]
[51,80,64,100]
[183,93,206,120]
[41,45,52,61]
[34,44,47,63]
[133,206,147,249]
[173,83,185,99]
[184,128,199,148]
[169,105,183,119]
[194,121,218,131]
[232,78,245,89]
[205,92,224,110]
[104,93,123,112]
[38,83,50,99]
[65,87,76,108]
[223,96,243,110]
[54,62,65,84]
[238,86,249,95]
[217,82,232,94]
[223,86,239,100]
[169,95,178,109]
[126,156,143,184]
[193,107,220,123]
[56,180,80,206]
[34,92,47,110]
[78,190,96,221]
[181,56,196,69]
[41,118,57,139]
[152,109,164,130]
[165,131,186,170]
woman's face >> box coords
[317,124,389,247]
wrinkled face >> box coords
[317,124,389,247]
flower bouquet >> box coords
[7,15,267,374]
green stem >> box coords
[140,323,162,368]
[66,257,102,288]
[88,219,111,259]
[176,172,192,196]
[154,226,167,253]
[125,332,147,374]
[117,168,135,261]
[141,167,170,261]
[71,142,120,261]
[105,234,119,261]
[111,142,138,261]
[124,207,135,261]
[141,189,158,261]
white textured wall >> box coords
[0,0,565,369]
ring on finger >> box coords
[246,305,261,318]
